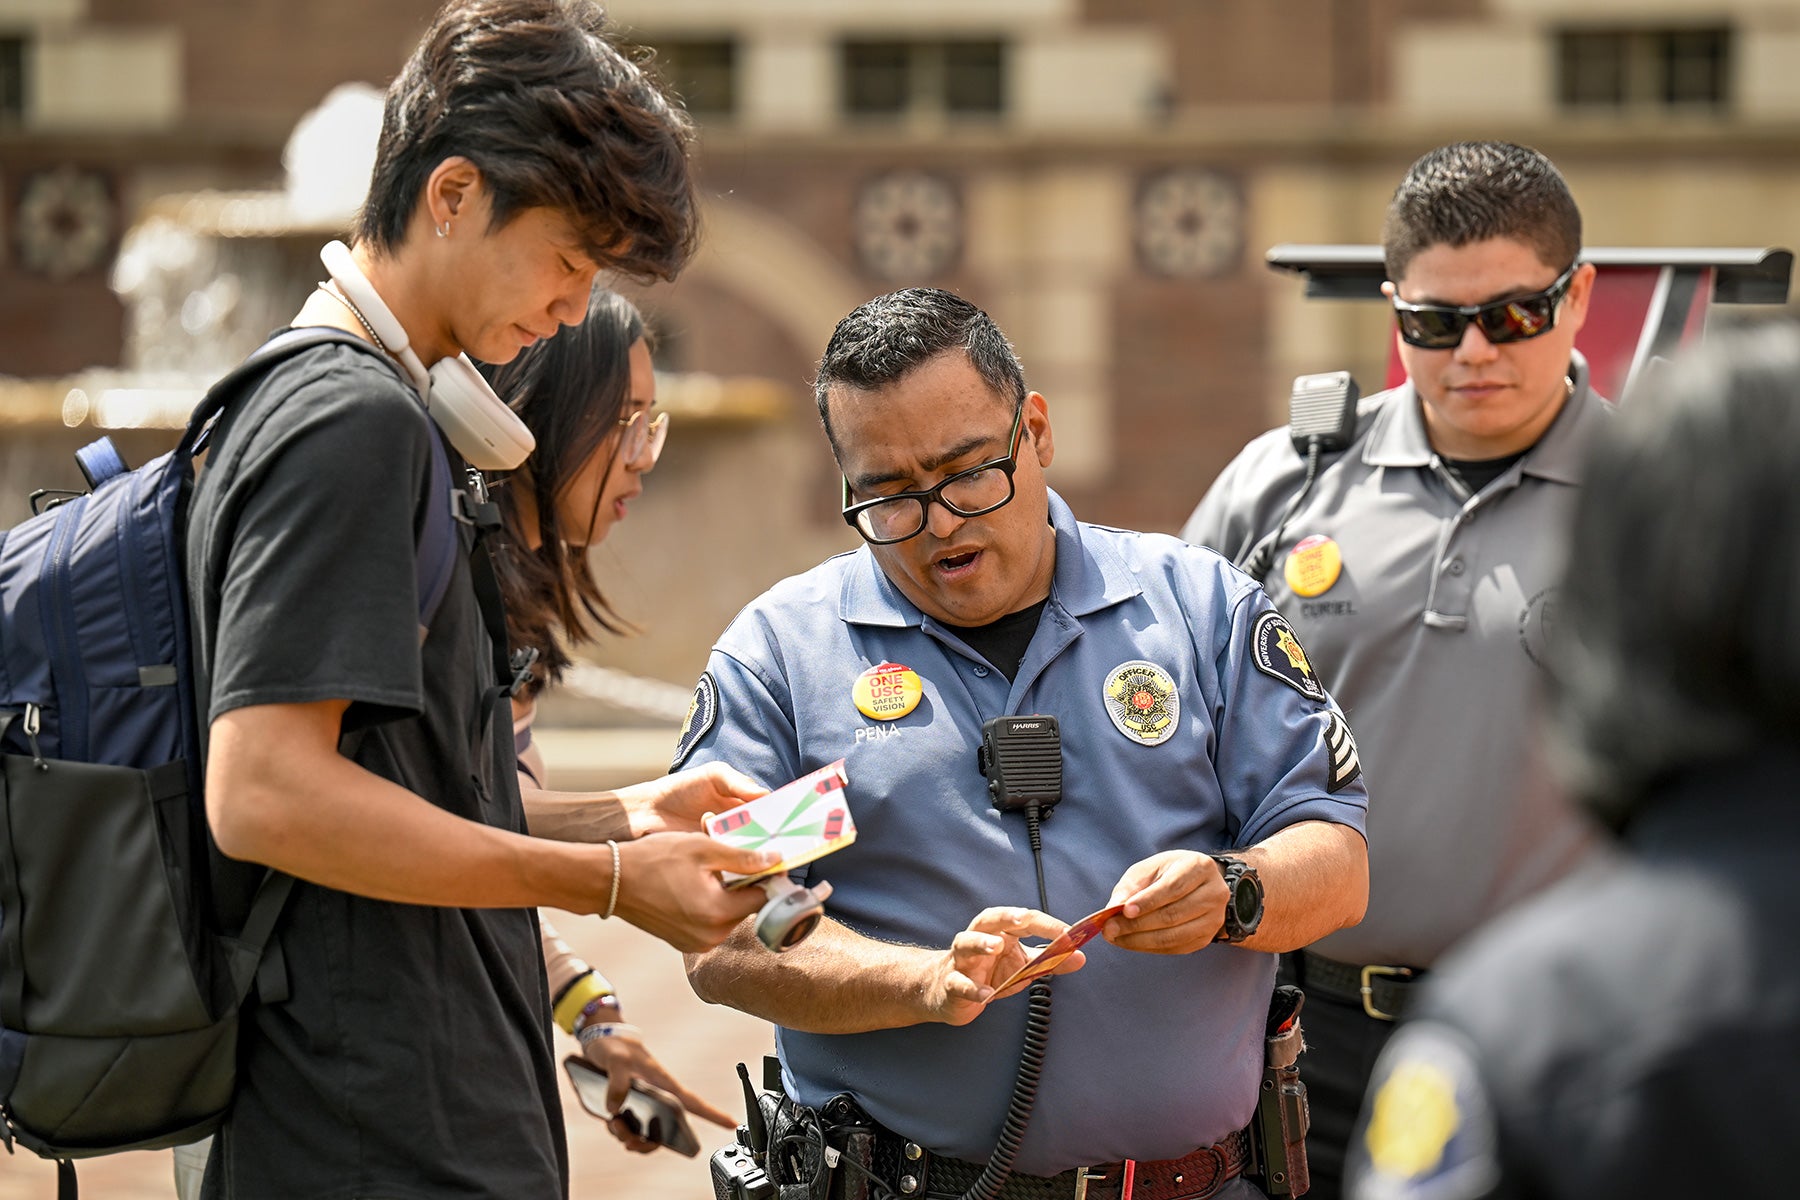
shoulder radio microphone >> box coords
[319,240,536,471]
[979,715,1063,817]
[1235,371,1360,583]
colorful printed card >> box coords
[993,904,1124,992]
[704,760,855,888]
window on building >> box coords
[1558,27,1731,111]
[842,40,1006,121]
[0,37,26,124]
[646,38,737,119]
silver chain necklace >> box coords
[316,281,389,353]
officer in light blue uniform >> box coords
[683,288,1370,1200]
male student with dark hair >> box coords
[185,3,774,1194]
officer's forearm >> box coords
[1237,819,1368,953]
[685,915,947,1033]
[520,783,632,842]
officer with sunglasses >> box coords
[1182,141,1609,1200]
[680,287,1371,1199]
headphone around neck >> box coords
[319,240,536,471]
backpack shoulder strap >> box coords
[181,327,458,629]
[197,329,471,984]
[179,327,380,461]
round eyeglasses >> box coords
[617,409,669,466]
[1390,262,1579,350]
[841,404,1024,546]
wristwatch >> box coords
[1209,854,1264,944]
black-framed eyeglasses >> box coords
[841,404,1025,545]
[1390,262,1579,350]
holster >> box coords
[1249,983,1311,1196]
[819,1093,880,1200]
[724,1059,894,1200]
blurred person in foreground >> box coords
[1182,141,1605,1198]
[1346,319,1800,1199]
[184,3,775,1195]
[682,288,1370,1199]
[488,288,737,1152]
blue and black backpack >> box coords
[0,328,466,1194]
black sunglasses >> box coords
[1390,263,1579,350]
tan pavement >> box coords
[1,908,773,1199]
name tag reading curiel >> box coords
[704,760,856,889]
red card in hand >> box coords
[994,904,1124,993]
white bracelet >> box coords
[603,839,621,920]
[575,1020,641,1047]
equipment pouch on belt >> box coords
[1249,984,1311,1196]
[711,1059,897,1200]
[769,1092,831,1200]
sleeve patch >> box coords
[1350,1021,1501,1200]
[1326,710,1362,793]
[669,671,719,772]
[1251,611,1327,703]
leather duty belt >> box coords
[919,1128,1250,1200]
[1295,949,1426,1022]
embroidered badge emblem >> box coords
[670,671,718,770]
[852,662,923,721]
[1284,534,1342,598]
[1357,1022,1501,1200]
[1366,1058,1461,1179]
[1252,611,1327,702]
[1103,659,1180,746]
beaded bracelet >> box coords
[571,991,625,1037]
[603,839,621,921]
[575,1021,641,1048]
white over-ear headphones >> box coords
[319,240,536,471]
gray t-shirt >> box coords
[185,337,566,1199]
[1183,370,1607,967]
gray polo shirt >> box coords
[1182,364,1606,966]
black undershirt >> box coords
[1443,449,1527,494]
[944,598,1049,681]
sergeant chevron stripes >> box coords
[1326,711,1361,793]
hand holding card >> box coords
[703,760,855,888]
[994,904,1124,993]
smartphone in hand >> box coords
[563,1056,703,1157]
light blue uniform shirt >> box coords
[679,492,1367,1176]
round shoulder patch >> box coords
[1350,1021,1500,1200]
[670,671,719,772]
[1251,611,1326,703]
[1103,659,1181,746]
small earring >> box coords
[435,221,451,239]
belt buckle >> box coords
[1359,964,1414,1021]
[1075,1159,1135,1200]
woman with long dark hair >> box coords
[491,287,735,1151]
